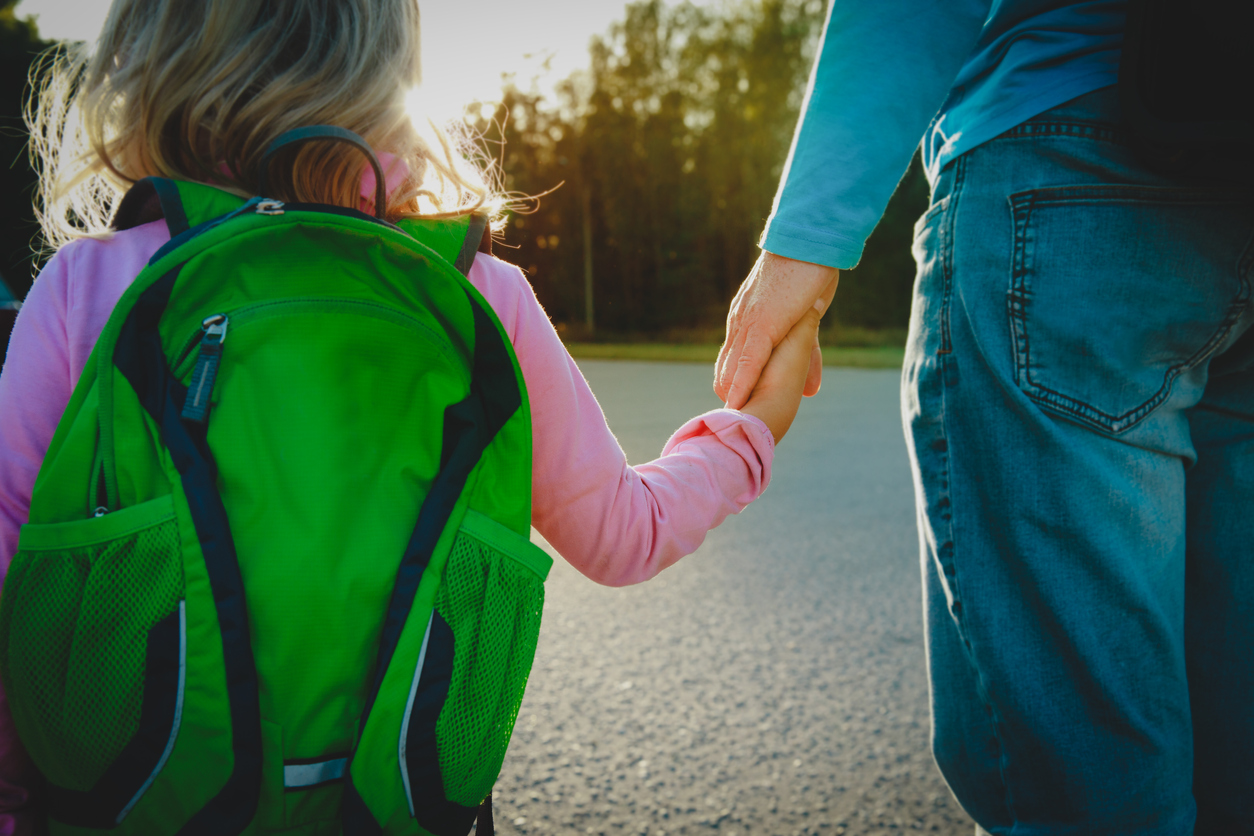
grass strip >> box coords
[819,346,905,369]
[563,343,905,369]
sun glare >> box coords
[405,85,468,130]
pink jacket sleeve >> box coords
[465,256,775,587]
[0,226,162,827]
[0,251,79,833]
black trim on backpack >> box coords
[45,608,182,827]
[114,177,191,238]
[477,221,494,259]
[455,214,489,276]
[341,782,383,834]
[478,794,495,836]
[341,614,471,836]
[111,266,264,835]
[343,295,521,836]
[401,613,479,835]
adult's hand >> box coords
[715,251,839,410]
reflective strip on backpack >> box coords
[117,600,188,823]
[398,611,436,816]
[284,757,348,789]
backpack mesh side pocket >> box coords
[430,511,551,806]
[0,495,184,792]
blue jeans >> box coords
[903,87,1254,836]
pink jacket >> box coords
[0,214,773,825]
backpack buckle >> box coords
[256,199,286,216]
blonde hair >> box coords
[28,0,495,251]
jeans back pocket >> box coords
[1007,185,1253,433]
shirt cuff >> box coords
[760,221,866,270]
[661,407,775,500]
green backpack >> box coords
[0,127,550,835]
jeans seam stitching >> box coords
[937,156,964,357]
[998,120,1125,145]
[1008,193,1034,391]
[915,172,1019,823]
[932,354,1019,827]
[1021,187,1251,207]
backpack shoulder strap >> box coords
[114,178,250,240]
[454,213,491,276]
[398,212,493,277]
[113,177,190,237]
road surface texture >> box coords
[492,361,976,836]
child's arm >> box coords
[469,258,828,588]
[0,252,81,827]
[0,227,148,826]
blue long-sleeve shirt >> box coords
[760,0,1125,269]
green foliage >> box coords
[479,0,925,334]
[0,0,49,298]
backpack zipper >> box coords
[180,314,229,425]
[167,299,455,431]
[172,298,455,379]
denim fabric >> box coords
[902,86,1254,836]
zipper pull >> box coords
[181,314,228,425]
[256,199,285,215]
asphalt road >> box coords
[493,361,975,836]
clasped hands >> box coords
[715,251,840,443]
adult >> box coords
[716,1,1254,833]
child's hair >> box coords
[28,0,496,251]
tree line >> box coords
[1,0,925,335]
[473,0,925,336]
[0,0,45,300]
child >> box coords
[0,0,831,829]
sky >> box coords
[14,0,717,120]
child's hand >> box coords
[738,275,837,443]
